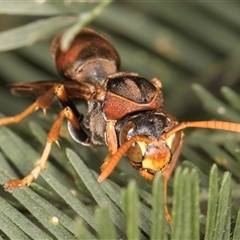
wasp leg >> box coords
[3,106,80,193]
[163,133,185,182]
[0,86,58,125]
[162,133,185,225]
[100,120,118,171]
[0,83,85,125]
[55,84,88,144]
[2,84,88,192]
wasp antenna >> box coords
[163,120,240,140]
[98,135,153,182]
[98,153,122,182]
[98,145,132,182]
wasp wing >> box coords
[9,81,58,97]
[8,80,96,100]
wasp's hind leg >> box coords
[3,84,88,192]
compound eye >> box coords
[119,121,144,163]
[166,130,181,154]
[165,114,182,154]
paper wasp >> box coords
[1,27,240,223]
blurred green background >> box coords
[1,1,240,239]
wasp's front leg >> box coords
[100,120,118,171]
[162,132,185,225]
